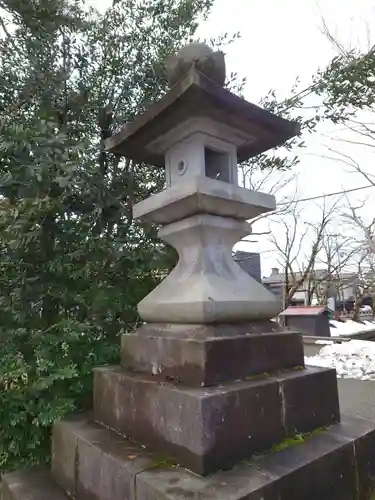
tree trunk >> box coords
[352,296,364,321]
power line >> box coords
[278,184,374,206]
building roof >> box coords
[105,68,300,165]
[280,306,327,317]
[291,291,306,301]
[263,269,359,285]
[233,251,261,283]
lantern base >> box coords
[138,213,281,324]
[121,323,304,386]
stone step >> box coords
[135,414,375,500]
[93,364,340,475]
[121,325,305,386]
[6,414,375,500]
[2,467,68,500]
[51,415,159,500]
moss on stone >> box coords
[244,366,305,382]
[243,427,328,465]
[270,433,305,452]
[150,455,178,470]
[244,372,270,381]
[367,477,375,500]
[271,427,327,452]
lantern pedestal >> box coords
[121,324,305,386]
[138,214,281,323]
[92,365,340,476]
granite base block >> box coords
[4,415,375,500]
[94,366,284,475]
[121,327,304,386]
[51,416,155,500]
[135,415,375,500]
[93,365,340,475]
[276,365,340,434]
[136,465,278,500]
[329,415,375,499]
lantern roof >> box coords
[105,67,300,166]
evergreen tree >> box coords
[0,0,214,471]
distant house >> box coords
[233,251,261,283]
[280,306,330,337]
[262,268,284,301]
[262,267,360,306]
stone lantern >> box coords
[100,43,339,472]
[108,45,297,325]
[5,43,375,500]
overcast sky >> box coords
[90,0,375,276]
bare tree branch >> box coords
[269,199,344,307]
[320,15,351,60]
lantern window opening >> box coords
[204,146,231,184]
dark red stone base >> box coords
[121,325,304,386]
[93,365,339,475]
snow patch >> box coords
[306,340,375,381]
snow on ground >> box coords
[329,320,375,337]
[306,340,375,380]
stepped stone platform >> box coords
[93,365,340,475]
[3,411,375,500]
